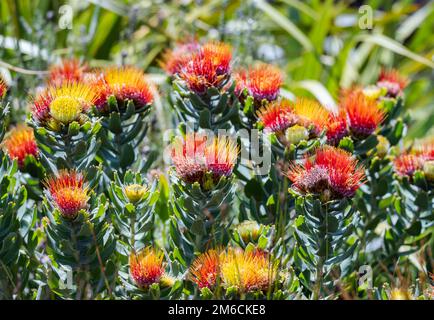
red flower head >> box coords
[189,249,221,289]
[292,98,330,136]
[93,66,154,111]
[48,59,87,86]
[393,154,424,177]
[0,75,7,98]
[234,63,283,104]
[377,68,408,98]
[256,100,297,133]
[287,146,365,200]
[171,133,238,188]
[160,41,200,76]
[129,247,165,288]
[2,125,38,167]
[45,170,89,219]
[179,41,232,95]
[341,89,385,139]
[326,111,348,145]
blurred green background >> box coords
[0,0,433,140]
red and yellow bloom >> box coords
[93,66,154,111]
[160,41,199,76]
[326,111,348,146]
[179,41,232,94]
[45,170,89,219]
[190,249,221,289]
[234,63,282,104]
[172,134,238,188]
[48,59,87,86]
[341,89,385,139]
[130,247,165,288]
[31,82,98,126]
[377,69,408,98]
[287,146,365,200]
[190,248,276,293]
[0,75,7,98]
[256,100,297,133]
[291,98,330,136]
[2,125,38,167]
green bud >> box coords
[423,160,434,181]
[376,135,390,158]
[285,125,309,145]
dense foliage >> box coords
[0,0,433,300]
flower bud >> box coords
[285,125,309,145]
[124,184,147,203]
[423,160,434,181]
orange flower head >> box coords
[48,59,87,86]
[287,146,365,200]
[94,66,153,111]
[292,98,330,136]
[393,153,425,177]
[32,82,98,126]
[179,41,232,94]
[130,247,165,288]
[234,63,283,103]
[189,249,221,289]
[326,111,348,145]
[220,248,275,293]
[341,89,385,139]
[45,170,89,219]
[256,100,297,133]
[0,75,7,98]
[160,42,200,75]
[172,134,238,187]
[2,125,38,167]
[377,69,408,98]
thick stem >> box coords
[313,256,325,300]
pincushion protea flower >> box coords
[45,170,89,219]
[179,41,232,95]
[0,75,7,98]
[287,146,365,201]
[256,100,297,133]
[377,69,408,98]
[130,247,165,288]
[31,82,98,126]
[160,42,199,76]
[291,98,330,136]
[93,66,154,111]
[190,248,276,293]
[234,63,283,104]
[220,248,275,293]
[326,111,348,145]
[172,134,238,188]
[2,125,38,167]
[189,249,221,289]
[341,89,385,139]
[394,142,434,178]
[48,59,87,86]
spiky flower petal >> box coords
[160,42,199,76]
[292,98,330,136]
[172,134,238,188]
[234,63,282,103]
[377,69,408,98]
[45,170,89,219]
[189,249,221,289]
[256,100,297,133]
[48,59,87,86]
[130,247,165,288]
[2,124,38,166]
[287,146,365,200]
[341,89,385,138]
[93,66,153,111]
[0,75,7,98]
[326,111,348,145]
[190,248,276,293]
[179,41,232,94]
[220,248,275,293]
[31,82,98,126]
